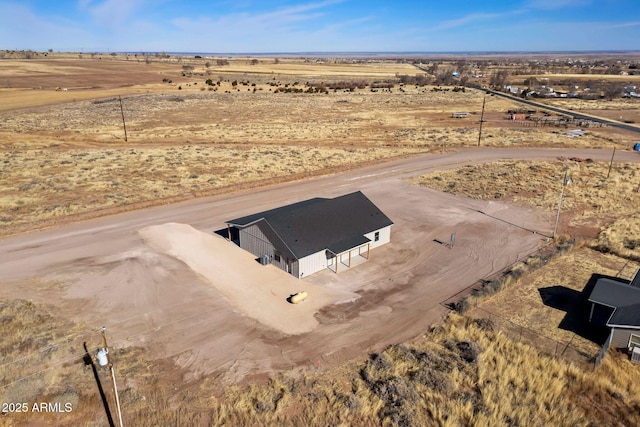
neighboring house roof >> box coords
[226,191,393,259]
[588,278,640,308]
[608,303,640,329]
[589,271,640,328]
[631,268,640,288]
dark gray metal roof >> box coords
[608,303,640,329]
[589,275,640,328]
[588,277,640,308]
[327,235,371,255]
[226,191,393,259]
[226,197,328,228]
[631,268,640,289]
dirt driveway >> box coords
[1,147,638,383]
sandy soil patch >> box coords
[0,150,565,384]
[139,223,357,335]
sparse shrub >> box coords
[473,317,495,332]
[623,237,640,250]
[456,341,480,363]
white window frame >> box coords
[628,333,640,350]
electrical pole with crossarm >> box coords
[99,326,124,427]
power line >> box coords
[0,331,94,370]
[0,299,198,371]
[0,303,223,390]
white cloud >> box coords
[525,0,592,10]
[435,12,505,30]
[0,2,92,50]
[77,0,93,8]
[605,20,640,29]
[434,9,526,31]
[167,0,347,49]
[84,0,149,28]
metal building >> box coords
[225,191,393,278]
[588,269,640,356]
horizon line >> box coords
[4,48,640,57]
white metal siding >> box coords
[364,225,391,250]
[298,250,328,278]
[240,224,274,258]
[238,223,391,279]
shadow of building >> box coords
[538,273,613,346]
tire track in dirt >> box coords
[1,148,639,382]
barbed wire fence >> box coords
[466,306,596,369]
[438,239,606,369]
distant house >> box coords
[225,191,393,278]
[505,85,519,95]
[507,109,531,120]
[624,86,640,98]
[451,112,469,118]
[588,269,640,354]
[567,129,585,137]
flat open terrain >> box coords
[2,55,640,424]
[1,148,638,384]
[2,57,640,236]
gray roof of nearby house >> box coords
[631,268,640,288]
[226,191,393,259]
[608,303,640,329]
[588,278,640,308]
[589,273,640,328]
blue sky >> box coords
[1,0,639,53]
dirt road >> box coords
[1,147,638,382]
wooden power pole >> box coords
[606,147,616,180]
[100,327,124,427]
[477,96,486,147]
[118,96,128,142]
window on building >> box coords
[274,253,281,262]
[630,333,640,350]
[374,231,380,242]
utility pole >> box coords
[477,96,486,147]
[118,96,128,142]
[606,146,616,180]
[553,172,572,239]
[100,326,124,427]
[83,342,115,427]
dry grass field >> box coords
[413,158,640,347]
[468,246,638,355]
[414,159,640,243]
[3,54,640,425]
[3,300,639,426]
[408,157,640,426]
[2,56,639,236]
